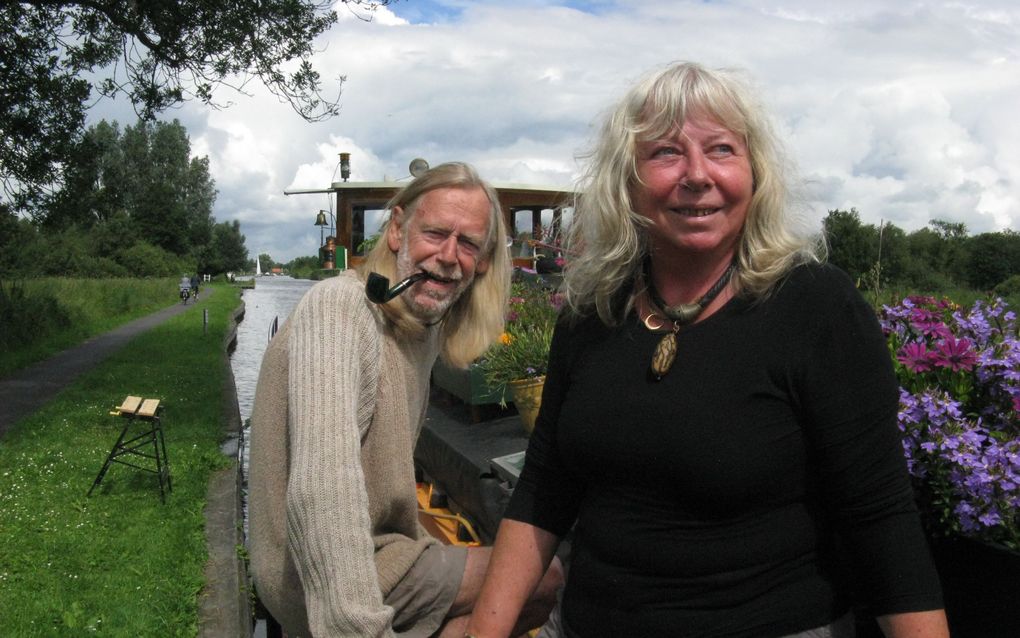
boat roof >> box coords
[285,180,575,208]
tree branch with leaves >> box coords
[1,0,395,210]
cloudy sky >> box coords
[91,0,1020,263]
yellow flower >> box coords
[500,332,513,345]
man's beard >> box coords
[395,242,470,322]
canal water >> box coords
[229,275,315,536]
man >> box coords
[248,162,562,637]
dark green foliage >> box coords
[821,210,1020,297]
[286,254,327,279]
[48,119,217,257]
[115,241,194,278]
[964,231,1020,291]
[258,253,278,272]
[823,208,879,286]
[0,3,91,209]
[1,116,245,278]
[994,274,1020,299]
[198,220,248,275]
[0,280,72,353]
[905,221,969,286]
[0,277,178,375]
[0,1,397,209]
[0,208,43,276]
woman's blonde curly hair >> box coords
[562,61,824,325]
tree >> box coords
[876,222,908,287]
[1,0,392,209]
[964,231,1020,291]
[287,254,325,279]
[200,220,248,275]
[130,120,214,255]
[47,119,217,257]
[0,206,46,278]
[42,121,125,231]
[903,220,969,290]
[258,253,278,272]
[822,209,880,286]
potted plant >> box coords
[878,295,1020,635]
[481,277,562,432]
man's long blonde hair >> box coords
[562,61,824,325]
[359,162,511,368]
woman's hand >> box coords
[465,519,562,638]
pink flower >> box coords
[898,342,934,373]
[910,308,951,338]
[933,336,978,372]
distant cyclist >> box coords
[189,275,200,300]
[179,276,192,304]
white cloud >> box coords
[87,0,1020,262]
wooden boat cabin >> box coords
[287,162,575,270]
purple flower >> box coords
[866,295,1018,546]
[932,336,978,372]
[978,510,1003,528]
[897,342,934,373]
[910,308,952,338]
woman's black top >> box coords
[504,263,943,637]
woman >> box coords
[466,63,948,637]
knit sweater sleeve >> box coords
[284,278,395,637]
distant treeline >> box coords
[0,119,248,279]
[823,209,1020,297]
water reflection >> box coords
[229,276,315,535]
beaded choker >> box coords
[642,257,736,381]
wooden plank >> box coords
[118,396,143,415]
[138,399,160,418]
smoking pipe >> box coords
[365,271,430,304]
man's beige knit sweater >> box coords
[248,271,441,637]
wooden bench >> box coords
[88,396,171,502]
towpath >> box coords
[0,301,192,437]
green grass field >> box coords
[0,278,184,378]
[0,284,240,636]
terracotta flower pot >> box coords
[508,376,545,434]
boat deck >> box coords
[414,388,530,543]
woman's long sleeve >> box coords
[791,269,943,615]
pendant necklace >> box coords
[643,257,736,381]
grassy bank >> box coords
[0,278,181,378]
[0,284,240,636]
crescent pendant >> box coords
[643,312,666,331]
